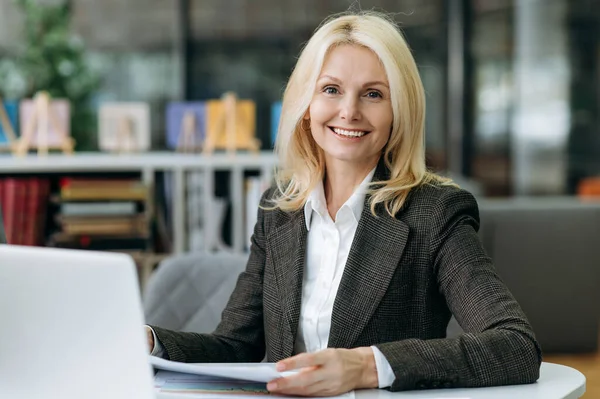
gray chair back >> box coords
[143,252,248,332]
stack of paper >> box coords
[150,356,297,383]
[150,356,355,399]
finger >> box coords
[267,366,323,392]
[146,327,154,352]
[272,378,333,397]
[276,350,329,371]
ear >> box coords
[303,110,310,120]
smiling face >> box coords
[307,44,394,171]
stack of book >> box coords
[48,178,151,252]
[0,177,51,246]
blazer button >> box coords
[442,381,453,388]
[431,381,440,388]
[416,381,428,389]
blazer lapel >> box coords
[266,210,307,357]
[328,165,410,349]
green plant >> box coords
[0,0,100,150]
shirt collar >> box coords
[303,167,376,230]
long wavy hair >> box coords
[270,11,454,217]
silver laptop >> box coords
[0,244,155,399]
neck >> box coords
[323,157,379,216]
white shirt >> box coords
[151,167,395,388]
[294,167,395,388]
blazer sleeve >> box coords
[375,187,542,391]
[150,189,272,363]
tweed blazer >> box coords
[152,163,542,391]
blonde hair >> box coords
[271,10,454,217]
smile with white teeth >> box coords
[331,127,367,138]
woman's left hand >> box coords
[267,347,379,397]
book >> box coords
[60,201,137,216]
[59,177,141,188]
[57,215,148,236]
[0,177,50,246]
[59,178,148,201]
[48,234,148,251]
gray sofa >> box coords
[477,198,600,353]
[144,197,600,354]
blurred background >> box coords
[1,0,599,393]
[1,0,599,197]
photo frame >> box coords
[17,92,73,156]
[98,102,151,153]
[204,92,260,154]
[270,101,282,148]
[166,102,206,152]
[0,98,18,151]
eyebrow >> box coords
[318,75,389,89]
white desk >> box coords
[156,362,585,399]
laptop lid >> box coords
[0,244,155,399]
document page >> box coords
[154,370,355,399]
[150,356,298,383]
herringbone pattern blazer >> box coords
[152,163,542,391]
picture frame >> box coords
[17,92,73,156]
[98,102,151,153]
[270,101,282,148]
[204,92,260,154]
[165,102,206,152]
[0,98,18,151]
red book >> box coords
[2,178,15,244]
[24,179,40,246]
[2,178,23,244]
[0,178,50,246]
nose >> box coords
[339,95,361,121]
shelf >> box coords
[0,151,279,255]
[0,151,278,173]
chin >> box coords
[326,151,370,164]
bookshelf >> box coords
[0,151,278,256]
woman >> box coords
[147,11,541,395]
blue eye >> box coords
[366,91,382,99]
[323,86,338,95]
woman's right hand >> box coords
[145,326,155,353]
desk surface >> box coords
[156,362,585,399]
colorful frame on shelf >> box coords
[0,99,18,150]
[270,101,282,148]
[98,102,151,153]
[166,102,206,152]
[17,92,73,156]
[203,92,259,154]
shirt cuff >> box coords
[370,346,395,388]
[148,326,167,358]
